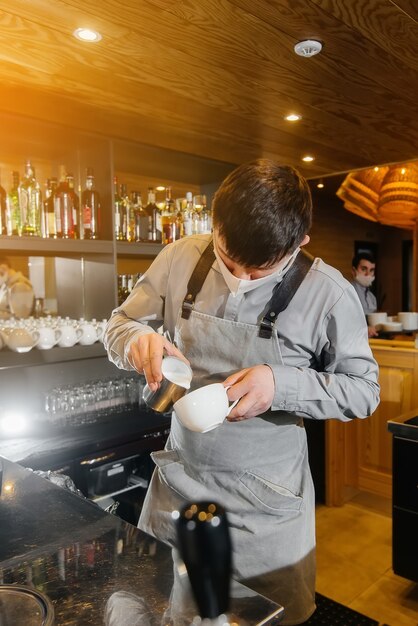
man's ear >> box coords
[300,234,310,247]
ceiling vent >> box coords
[294,40,322,57]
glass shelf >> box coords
[0,236,114,258]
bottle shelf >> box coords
[1,236,167,259]
[0,236,114,257]
[116,241,165,257]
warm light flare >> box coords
[73,28,102,43]
[302,155,314,162]
[285,113,302,122]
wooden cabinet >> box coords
[326,340,418,504]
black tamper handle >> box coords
[176,501,232,620]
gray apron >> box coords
[139,247,316,625]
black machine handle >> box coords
[176,501,232,620]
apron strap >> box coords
[181,240,215,319]
[258,250,315,339]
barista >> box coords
[351,252,378,338]
[104,160,379,625]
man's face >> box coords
[353,259,375,278]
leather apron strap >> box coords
[181,240,215,320]
[258,249,314,338]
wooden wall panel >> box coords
[307,183,409,314]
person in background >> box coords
[351,252,378,338]
[0,256,34,319]
[104,160,380,626]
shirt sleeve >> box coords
[103,246,172,370]
[268,287,380,421]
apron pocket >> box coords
[239,470,303,513]
[151,449,213,503]
[151,448,180,467]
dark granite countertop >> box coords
[387,409,418,441]
[0,408,172,468]
[0,457,283,625]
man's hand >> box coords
[223,365,275,421]
[127,333,189,391]
[368,325,379,338]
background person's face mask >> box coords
[214,244,299,297]
[354,273,375,288]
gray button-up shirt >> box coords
[351,280,377,316]
[104,235,379,422]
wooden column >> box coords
[413,221,418,311]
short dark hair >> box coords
[352,252,376,269]
[212,159,312,267]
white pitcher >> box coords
[77,319,103,345]
[57,319,82,348]
[3,325,39,353]
[36,325,62,350]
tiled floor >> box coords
[315,493,418,626]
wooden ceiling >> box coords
[0,0,417,179]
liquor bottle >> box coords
[132,191,149,242]
[81,168,101,240]
[44,177,58,238]
[117,274,130,305]
[113,176,125,241]
[144,187,162,243]
[66,174,79,239]
[120,183,131,241]
[54,167,74,239]
[0,174,8,236]
[7,171,22,236]
[191,197,200,235]
[182,192,193,237]
[161,186,177,244]
[197,194,211,234]
[18,160,42,237]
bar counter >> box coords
[0,456,284,625]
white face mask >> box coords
[355,273,375,288]
[213,243,300,297]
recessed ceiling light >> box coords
[285,114,302,122]
[317,180,324,189]
[155,186,166,191]
[302,155,315,162]
[294,40,322,57]
[73,28,102,42]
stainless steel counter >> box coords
[0,457,284,625]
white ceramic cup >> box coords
[367,312,388,328]
[173,383,240,433]
[397,312,418,331]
